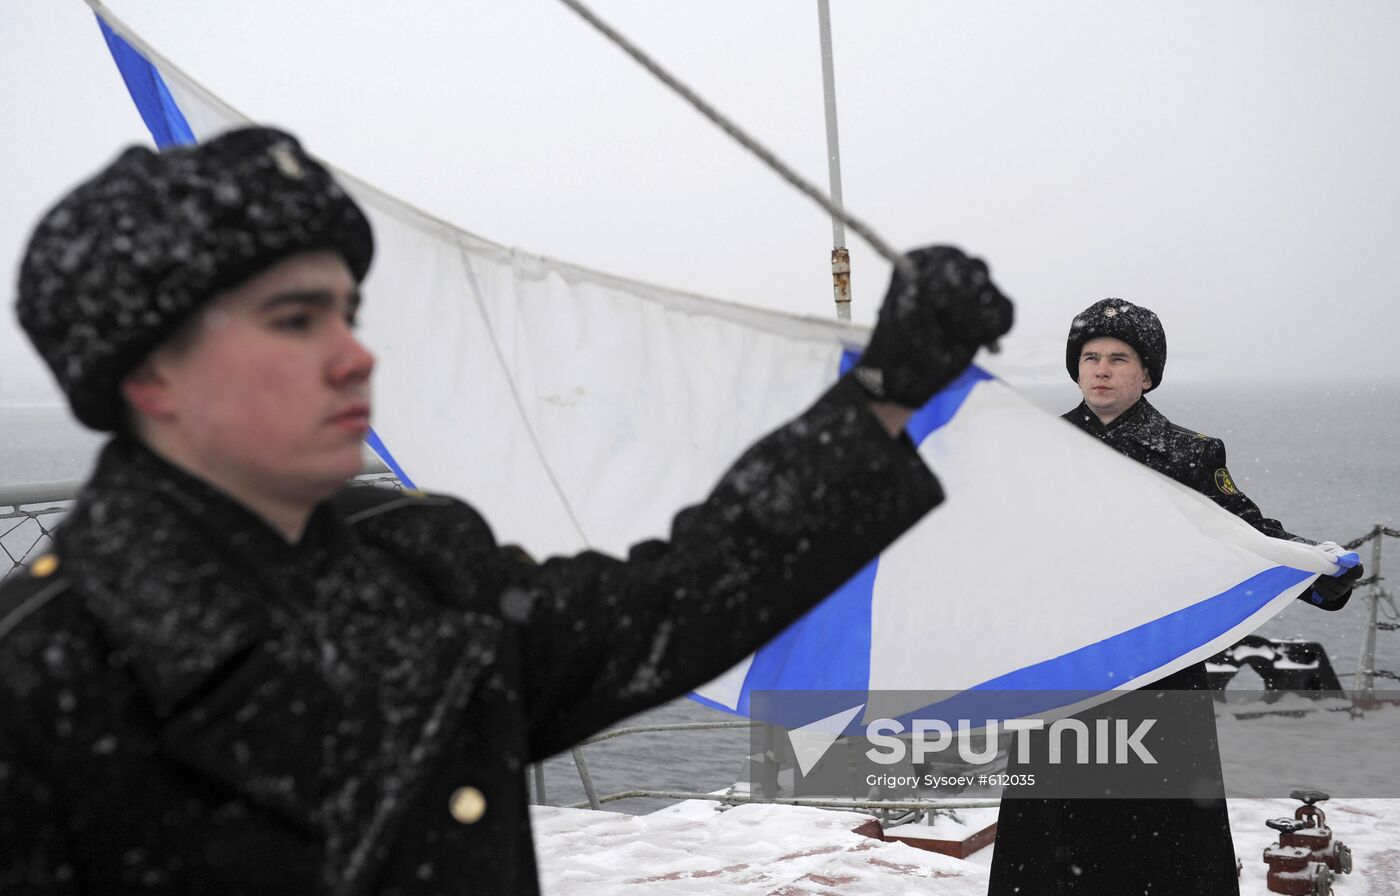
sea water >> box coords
[3,380,1396,812]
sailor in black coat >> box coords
[988,299,1360,896]
[0,392,936,896]
[0,128,1013,894]
[1063,396,1303,546]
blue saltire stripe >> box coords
[881,565,1315,730]
[95,15,417,488]
[706,356,991,715]
[734,559,880,715]
[95,16,195,149]
[710,356,1316,729]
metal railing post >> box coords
[571,746,601,810]
[760,724,779,799]
[532,763,548,806]
[1356,524,1385,702]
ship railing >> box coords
[0,459,398,579]
[3,483,1394,817]
[1339,524,1400,702]
[531,719,998,828]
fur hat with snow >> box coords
[16,126,373,430]
[1065,298,1167,392]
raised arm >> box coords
[509,244,1014,756]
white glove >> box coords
[1315,541,1361,576]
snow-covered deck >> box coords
[535,798,1400,894]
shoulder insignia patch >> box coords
[1214,468,1239,495]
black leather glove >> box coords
[852,245,1014,408]
[1308,561,1363,611]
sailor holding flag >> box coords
[988,298,1362,896]
[0,127,1011,894]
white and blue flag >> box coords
[693,355,1357,725]
[93,10,1356,728]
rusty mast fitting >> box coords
[556,0,914,290]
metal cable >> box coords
[555,0,914,281]
[1345,527,1400,549]
[16,528,52,568]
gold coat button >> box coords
[449,786,486,824]
[31,554,60,579]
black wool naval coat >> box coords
[0,378,942,895]
[989,396,1339,896]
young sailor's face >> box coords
[1077,336,1151,423]
[135,250,374,501]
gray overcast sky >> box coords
[3,1,1399,404]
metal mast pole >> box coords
[816,0,850,321]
